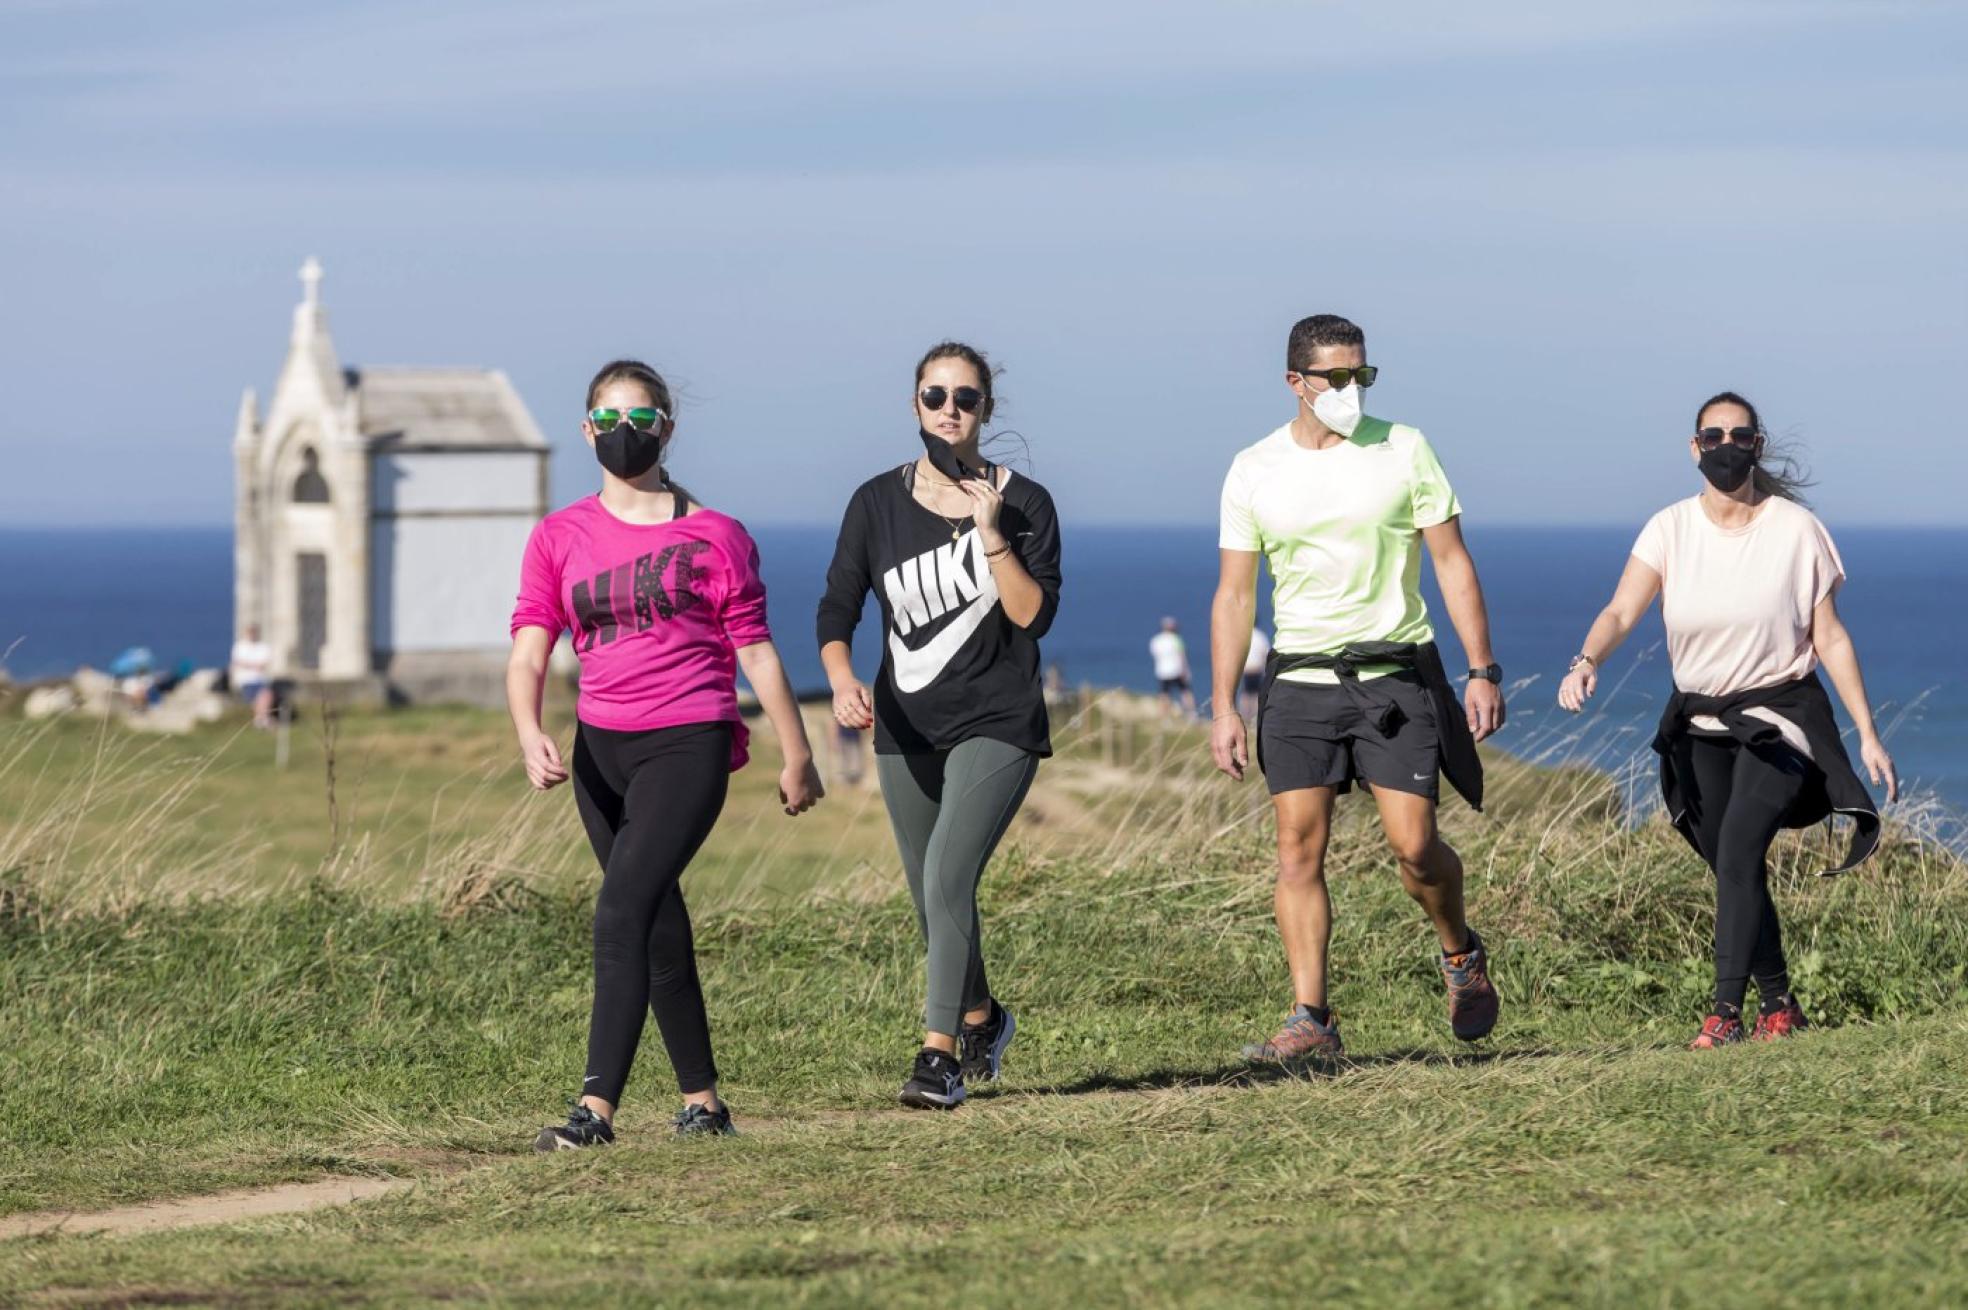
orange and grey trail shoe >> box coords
[1689,1012,1746,1049]
[1242,1005,1344,1063]
[1440,929,1500,1042]
[1752,996,1809,1042]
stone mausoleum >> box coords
[232,260,549,705]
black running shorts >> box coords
[1259,672,1441,799]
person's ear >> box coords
[980,397,994,425]
[582,420,597,449]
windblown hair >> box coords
[1696,390,1814,506]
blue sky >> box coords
[2,0,1964,528]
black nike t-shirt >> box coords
[816,463,1061,756]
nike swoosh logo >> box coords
[890,590,997,693]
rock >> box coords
[24,685,77,719]
[71,667,116,716]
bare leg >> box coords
[1371,786,1467,952]
[1272,787,1337,1007]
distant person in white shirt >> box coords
[1239,627,1272,718]
[1149,617,1196,719]
[229,624,275,728]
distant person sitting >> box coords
[1239,627,1272,718]
[1149,617,1197,719]
[229,625,275,728]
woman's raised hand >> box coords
[957,476,1003,536]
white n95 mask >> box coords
[1311,382,1363,437]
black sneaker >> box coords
[674,1102,738,1137]
[533,1102,615,1152]
[898,1046,967,1110]
[960,1001,1017,1084]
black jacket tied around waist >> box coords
[1258,640,1484,812]
[1652,671,1881,876]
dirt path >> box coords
[0,1082,1295,1243]
[0,1176,412,1241]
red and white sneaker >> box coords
[1689,1013,1746,1049]
[1752,996,1809,1042]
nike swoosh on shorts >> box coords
[890,592,997,693]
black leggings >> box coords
[571,721,731,1102]
[1685,734,1807,1011]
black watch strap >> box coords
[1468,663,1503,683]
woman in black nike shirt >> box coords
[817,341,1062,1110]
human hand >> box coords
[957,476,1003,536]
[780,756,825,815]
[520,731,568,791]
[832,679,874,730]
[1466,678,1505,742]
[1211,713,1249,781]
[1558,663,1597,713]
[1860,735,1899,804]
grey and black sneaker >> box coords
[898,1046,967,1110]
[673,1102,738,1137]
[960,1000,1017,1084]
[533,1102,615,1153]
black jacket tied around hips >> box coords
[1258,640,1484,812]
[1652,671,1881,876]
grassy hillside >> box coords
[2,701,1966,1305]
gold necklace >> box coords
[914,463,983,540]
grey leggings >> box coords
[876,738,1040,1036]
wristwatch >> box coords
[1467,663,1503,684]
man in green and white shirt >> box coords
[1210,313,1506,1063]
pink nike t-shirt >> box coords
[511,496,772,770]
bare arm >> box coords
[961,477,1051,630]
[1811,589,1899,802]
[505,626,568,790]
[1208,549,1259,780]
[1420,517,1504,740]
[984,538,1045,628]
[736,640,824,814]
[1558,555,1661,712]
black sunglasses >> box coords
[1294,366,1378,390]
[919,386,984,414]
[1696,426,1759,450]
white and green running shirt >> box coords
[1219,416,1460,685]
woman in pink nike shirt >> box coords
[508,359,822,1149]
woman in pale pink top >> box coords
[507,359,823,1149]
[1557,391,1896,1050]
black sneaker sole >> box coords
[534,1128,611,1152]
[898,1083,967,1110]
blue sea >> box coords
[3,524,1965,812]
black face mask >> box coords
[1699,444,1756,493]
[594,421,665,480]
[919,427,982,483]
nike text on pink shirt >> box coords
[511,496,772,770]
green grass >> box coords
[3,702,1967,1305]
